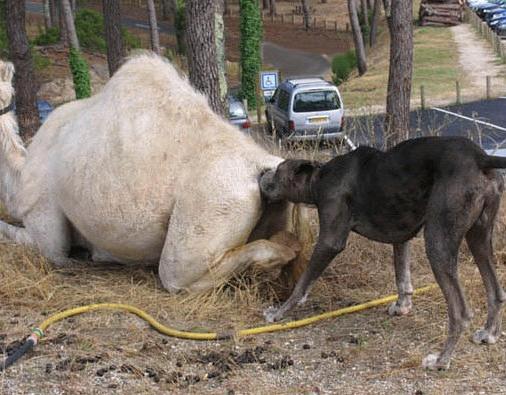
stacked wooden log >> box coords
[419,0,465,26]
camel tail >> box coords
[0,60,27,171]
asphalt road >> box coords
[349,98,506,153]
[27,1,330,78]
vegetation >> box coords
[340,26,467,109]
[175,0,186,54]
[69,47,91,99]
[239,0,262,110]
[73,9,140,53]
[332,50,357,86]
[33,26,60,46]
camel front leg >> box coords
[184,237,297,293]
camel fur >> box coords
[0,55,305,292]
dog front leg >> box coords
[264,203,351,322]
[388,242,414,316]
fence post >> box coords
[420,85,426,110]
[281,14,284,23]
[292,14,295,24]
[242,98,248,114]
[313,17,317,28]
[486,75,491,99]
[334,20,338,31]
[456,80,461,105]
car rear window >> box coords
[293,90,341,113]
[229,102,246,119]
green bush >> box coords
[75,9,107,52]
[122,28,141,50]
[239,0,262,110]
[69,47,91,99]
[74,8,140,53]
[32,48,51,71]
[33,26,60,46]
[331,50,357,85]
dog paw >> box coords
[297,292,309,306]
[263,306,280,323]
[473,328,498,344]
[387,301,412,316]
[422,353,450,371]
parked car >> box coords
[227,95,250,132]
[264,77,345,142]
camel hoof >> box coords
[422,353,450,370]
[473,328,498,345]
[387,301,412,316]
[263,306,280,323]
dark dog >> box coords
[259,136,506,370]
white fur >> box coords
[0,54,296,291]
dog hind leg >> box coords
[466,197,506,345]
[422,223,472,370]
[388,241,413,316]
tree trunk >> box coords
[5,0,40,140]
[361,0,369,31]
[70,0,76,16]
[263,0,269,10]
[103,0,124,76]
[49,0,58,27]
[61,0,79,49]
[215,0,228,109]
[382,0,392,30]
[186,0,225,116]
[147,0,161,54]
[301,0,310,30]
[269,0,276,16]
[160,0,174,20]
[384,0,413,148]
[348,0,367,75]
[369,0,381,46]
[59,0,68,45]
[43,0,51,29]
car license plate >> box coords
[308,116,329,124]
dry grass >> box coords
[2,136,506,393]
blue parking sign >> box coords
[260,71,279,91]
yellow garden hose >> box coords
[1,284,437,371]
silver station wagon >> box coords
[265,77,345,141]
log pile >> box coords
[419,0,464,26]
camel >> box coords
[0,55,307,292]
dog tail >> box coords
[479,154,506,169]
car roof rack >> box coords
[283,76,331,88]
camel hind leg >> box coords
[158,192,299,293]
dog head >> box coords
[260,159,319,204]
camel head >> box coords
[0,60,15,109]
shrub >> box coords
[32,48,51,71]
[33,26,60,46]
[75,9,107,52]
[69,47,91,99]
[74,8,140,53]
[331,50,357,85]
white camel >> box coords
[0,55,305,292]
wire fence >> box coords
[466,8,506,62]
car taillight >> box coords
[288,120,295,131]
[241,119,251,129]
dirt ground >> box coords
[2,184,506,394]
